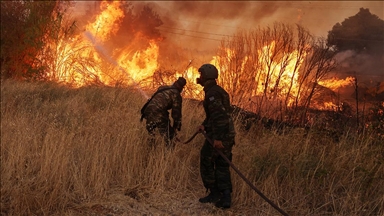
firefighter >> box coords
[140,77,186,148]
[196,64,236,209]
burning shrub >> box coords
[0,1,75,80]
[365,101,384,137]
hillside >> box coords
[1,79,383,216]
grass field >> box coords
[1,79,383,215]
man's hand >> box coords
[197,125,205,132]
[213,140,224,149]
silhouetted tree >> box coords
[327,8,384,55]
[0,0,73,80]
[133,5,163,41]
[111,4,164,59]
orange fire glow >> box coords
[318,76,354,91]
[46,1,356,111]
[48,1,161,89]
[86,1,124,42]
[211,42,304,106]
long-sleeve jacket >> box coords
[143,85,183,129]
[202,80,235,141]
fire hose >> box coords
[179,130,289,216]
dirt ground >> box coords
[64,188,267,216]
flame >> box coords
[117,38,159,84]
[45,1,308,104]
[318,76,354,91]
[43,1,352,112]
[47,0,161,88]
[212,41,304,107]
[86,1,124,42]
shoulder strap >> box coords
[140,86,178,122]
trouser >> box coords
[200,138,234,192]
[146,119,175,148]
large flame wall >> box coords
[45,1,360,114]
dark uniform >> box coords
[200,79,236,191]
[141,77,186,148]
[196,64,236,209]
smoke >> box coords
[69,1,383,47]
[334,50,356,63]
[68,1,383,78]
[151,2,295,43]
[137,1,300,69]
[159,2,281,20]
[325,49,384,104]
[144,1,383,68]
[333,50,384,81]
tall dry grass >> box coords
[1,79,383,215]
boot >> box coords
[199,187,221,203]
[215,189,231,209]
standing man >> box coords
[196,64,236,209]
[140,77,186,148]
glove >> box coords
[197,125,205,132]
[213,140,224,149]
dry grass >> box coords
[1,79,383,216]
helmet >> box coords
[198,64,218,79]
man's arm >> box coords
[171,93,183,131]
[206,91,230,141]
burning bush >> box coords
[1,1,382,133]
